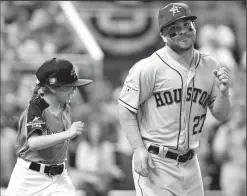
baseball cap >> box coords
[36,58,92,87]
[158,3,197,32]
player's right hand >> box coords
[67,121,84,139]
[133,146,155,177]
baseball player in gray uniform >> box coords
[5,58,92,196]
[118,3,231,196]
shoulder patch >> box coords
[26,116,46,129]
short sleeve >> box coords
[26,98,49,137]
[118,60,155,113]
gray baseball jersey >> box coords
[119,46,220,152]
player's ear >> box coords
[192,21,196,30]
[159,32,163,38]
[188,21,196,34]
[160,32,168,43]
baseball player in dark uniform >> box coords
[5,58,92,196]
[118,3,231,196]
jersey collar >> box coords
[163,46,198,71]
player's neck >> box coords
[45,97,64,116]
[178,47,194,68]
[167,45,194,69]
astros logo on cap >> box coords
[169,5,182,16]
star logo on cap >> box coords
[169,5,182,16]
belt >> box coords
[148,144,194,163]
[29,162,65,177]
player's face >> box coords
[163,18,196,52]
[55,86,77,104]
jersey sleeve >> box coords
[118,60,155,113]
[26,97,49,137]
[207,57,222,109]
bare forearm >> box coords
[28,131,71,151]
[118,104,144,150]
[210,92,231,121]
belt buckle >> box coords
[176,154,182,162]
[177,150,194,163]
[47,164,64,177]
[47,165,57,177]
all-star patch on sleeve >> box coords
[118,59,156,113]
[26,97,49,137]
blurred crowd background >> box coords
[1,1,246,196]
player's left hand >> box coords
[213,67,231,96]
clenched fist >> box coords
[67,121,84,139]
[213,67,231,96]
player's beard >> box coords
[169,41,193,53]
